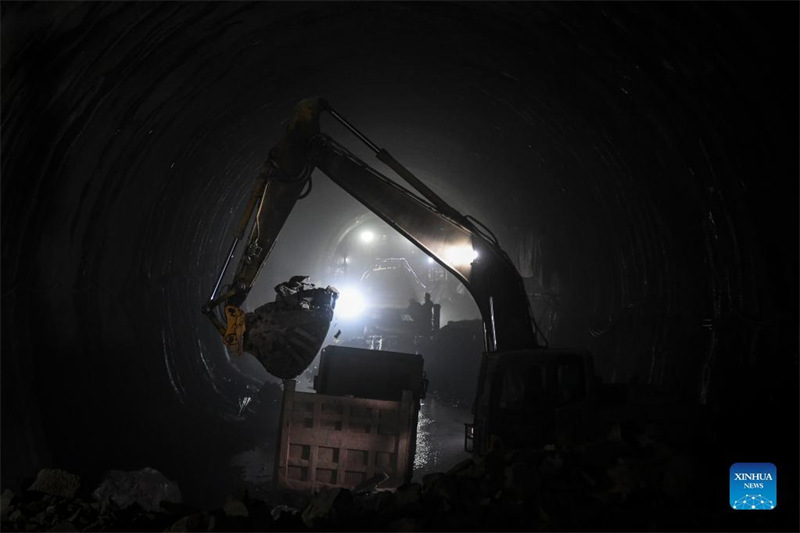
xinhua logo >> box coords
[730,463,776,510]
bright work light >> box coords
[445,245,478,266]
[360,230,375,243]
[335,287,366,319]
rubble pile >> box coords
[1,489,176,532]
[0,468,193,532]
[294,422,715,532]
[1,422,722,531]
[0,483,313,533]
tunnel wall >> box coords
[2,1,797,497]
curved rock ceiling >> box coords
[2,1,797,507]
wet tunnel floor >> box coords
[411,399,472,481]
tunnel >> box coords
[1,2,797,531]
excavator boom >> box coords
[312,133,537,352]
[203,98,538,360]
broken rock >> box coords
[92,467,181,513]
[1,489,15,521]
[301,488,341,528]
[28,469,80,499]
[270,504,298,521]
[222,497,249,518]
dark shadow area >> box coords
[2,2,797,531]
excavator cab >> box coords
[467,349,596,454]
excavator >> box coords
[202,98,594,455]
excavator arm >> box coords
[203,97,539,359]
[312,133,537,353]
[202,99,324,323]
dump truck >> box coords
[274,345,427,491]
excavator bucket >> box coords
[243,278,338,379]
